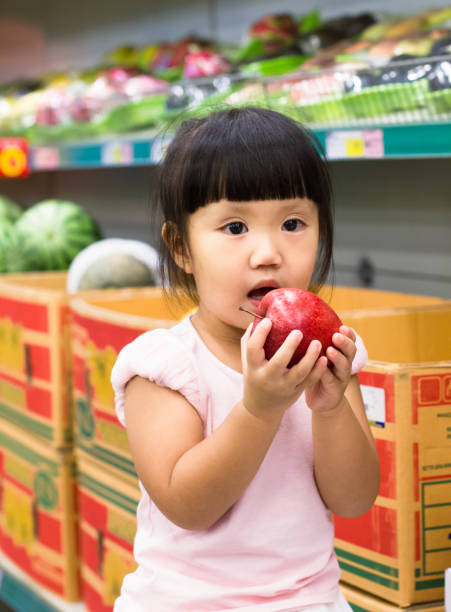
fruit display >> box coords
[66,238,160,292]
[0,6,450,142]
[0,197,102,273]
[247,288,342,368]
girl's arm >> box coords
[312,375,380,518]
[124,376,282,531]
[123,321,325,531]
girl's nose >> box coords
[249,236,282,268]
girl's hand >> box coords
[305,325,357,414]
[241,318,326,423]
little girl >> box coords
[111,106,380,611]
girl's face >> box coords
[181,197,319,335]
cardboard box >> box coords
[340,582,444,611]
[334,304,451,607]
[0,272,188,448]
[69,286,444,482]
[76,452,140,612]
[70,288,193,482]
[0,272,74,446]
[0,419,80,601]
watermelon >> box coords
[0,224,21,273]
[0,195,22,225]
[66,238,160,293]
[15,199,102,271]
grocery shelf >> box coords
[0,552,85,612]
[27,120,451,172]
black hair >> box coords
[156,106,334,303]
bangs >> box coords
[160,107,331,215]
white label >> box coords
[361,384,386,427]
[445,567,451,612]
[102,141,133,165]
[150,136,171,163]
[326,129,384,159]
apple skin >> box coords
[251,288,342,368]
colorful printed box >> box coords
[0,419,80,600]
[70,289,192,481]
[76,452,140,612]
[0,272,73,446]
[335,304,451,607]
[341,582,444,611]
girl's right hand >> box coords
[241,318,326,423]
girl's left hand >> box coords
[305,325,357,414]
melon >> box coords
[66,238,160,292]
[0,195,22,225]
[0,224,21,273]
[15,199,102,271]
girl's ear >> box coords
[161,222,192,274]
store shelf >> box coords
[29,129,170,171]
[27,120,451,172]
[0,553,85,612]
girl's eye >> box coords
[224,221,247,235]
[282,218,303,232]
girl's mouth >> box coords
[247,286,276,305]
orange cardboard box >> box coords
[335,304,451,607]
[69,288,192,481]
[0,419,80,601]
[76,452,140,612]
[340,582,444,611]
[0,272,186,448]
[0,272,74,446]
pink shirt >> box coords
[111,315,368,612]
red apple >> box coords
[251,288,342,368]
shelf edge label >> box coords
[326,129,384,159]
[102,141,133,165]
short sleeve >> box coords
[110,328,204,427]
[351,330,368,375]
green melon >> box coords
[15,199,102,271]
[0,195,22,225]
[66,238,160,292]
[77,253,156,289]
[0,224,21,273]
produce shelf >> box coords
[0,552,85,612]
[27,119,451,171]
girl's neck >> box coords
[190,310,244,373]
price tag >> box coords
[102,141,133,165]
[326,130,384,159]
[345,137,364,157]
[32,147,60,170]
[0,137,29,177]
[361,385,386,428]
